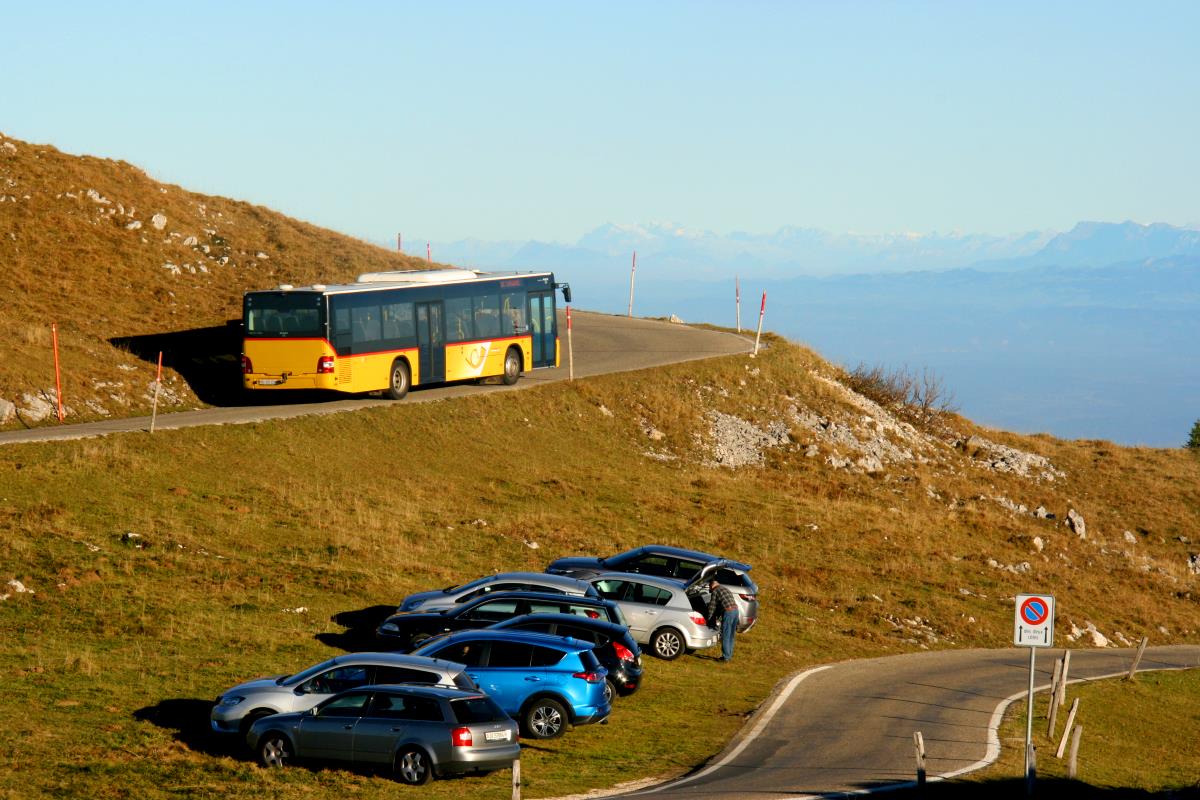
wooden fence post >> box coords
[512,757,521,800]
[1127,637,1149,680]
[1058,651,1071,707]
[914,731,926,787]
[1047,657,1063,736]
[1056,698,1080,758]
[1068,725,1083,779]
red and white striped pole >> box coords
[51,322,65,422]
[753,291,766,357]
[627,251,637,317]
[397,232,402,252]
[735,276,742,332]
[566,306,574,381]
[426,242,432,263]
[150,351,163,433]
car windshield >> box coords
[280,658,338,687]
[444,576,492,594]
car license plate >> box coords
[256,379,283,386]
[485,730,510,742]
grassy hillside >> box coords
[0,131,431,422]
[0,335,1198,799]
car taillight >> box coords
[739,593,756,601]
[451,726,473,747]
[241,355,253,374]
[612,642,634,662]
[689,612,707,626]
[585,610,600,619]
[316,356,335,374]
[573,671,603,683]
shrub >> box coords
[1187,419,1200,450]
[845,363,957,429]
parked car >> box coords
[411,629,610,739]
[211,653,477,736]
[586,572,719,660]
[547,545,759,632]
[247,684,519,784]
[487,613,643,703]
[376,591,628,651]
[397,571,598,613]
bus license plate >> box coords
[485,730,510,742]
[257,379,283,386]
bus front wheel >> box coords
[502,348,522,386]
[385,360,411,400]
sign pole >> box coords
[150,351,163,433]
[1014,593,1054,790]
[1025,645,1035,777]
[566,306,574,381]
[51,322,65,422]
[752,291,766,356]
[735,276,741,332]
[627,251,637,317]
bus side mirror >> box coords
[557,282,572,303]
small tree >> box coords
[1188,419,1200,450]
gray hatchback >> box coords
[211,652,476,736]
[247,684,520,784]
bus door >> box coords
[416,302,444,383]
[528,291,556,368]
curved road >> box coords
[0,311,752,445]
[617,645,1200,799]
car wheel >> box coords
[650,628,684,660]
[603,678,616,705]
[522,698,567,739]
[384,359,410,400]
[395,746,433,785]
[502,347,521,386]
[257,732,293,769]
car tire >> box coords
[384,359,411,400]
[522,697,568,739]
[650,628,685,660]
[502,347,521,386]
[395,746,434,785]
[257,731,293,769]
[603,678,617,706]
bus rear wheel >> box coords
[385,360,411,400]
[502,348,522,386]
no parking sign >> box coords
[1013,593,1055,647]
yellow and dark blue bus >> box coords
[241,269,571,399]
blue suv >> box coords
[411,630,610,739]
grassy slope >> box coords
[1,341,1198,799]
[1,132,1198,798]
[0,131,430,420]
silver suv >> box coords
[588,572,718,660]
[398,571,597,613]
[211,652,476,735]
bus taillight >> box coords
[316,356,335,374]
[241,355,253,374]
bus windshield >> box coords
[245,292,324,336]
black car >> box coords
[487,613,643,704]
[376,591,629,651]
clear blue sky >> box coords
[5,1,1198,243]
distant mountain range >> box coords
[395,220,1200,280]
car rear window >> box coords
[451,696,508,723]
[578,650,602,672]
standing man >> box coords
[706,576,740,662]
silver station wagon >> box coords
[211,652,476,735]
[248,684,520,785]
[398,571,598,613]
[588,572,718,660]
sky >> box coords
[5,1,1200,244]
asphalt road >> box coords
[618,645,1200,799]
[0,310,752,445]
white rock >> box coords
[182,235,198,246]
[524,540,540,550]
[1188,554,1200,576]
[256,251,269,259]
[598,404,614,418]
[1,141,16,152]
[19,393,54,423]
[0,397,14,424]
[1123,531,1137,544]
[1032,536,1044,553]
[6,579,33,594]
[1066,508,1087,539]
[125,220,142,231]
[282,606,308,614]
[151,213,167,231]
[668,314,684,324]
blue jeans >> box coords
[720,609,739,661]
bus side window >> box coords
[502,293,526,334]
[445,297,473,342]
[474,294,500,338]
